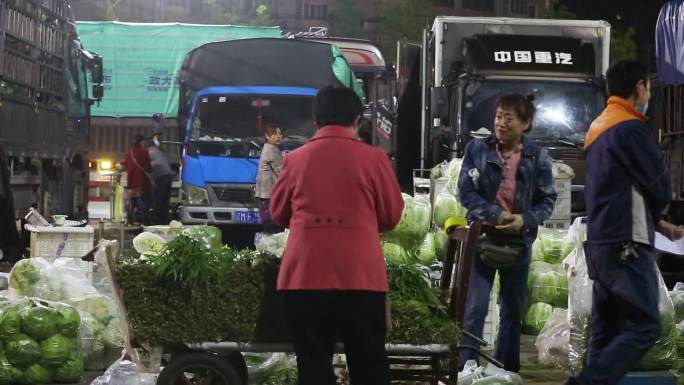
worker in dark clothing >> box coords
[148,113,175,225]
[567,60,683,385]
[0,144,23,262]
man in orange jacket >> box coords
[270,86,404,385]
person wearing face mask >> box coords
[148,113,175,225]
[565,61,681,385]
[457,93,557,372]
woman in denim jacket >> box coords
[457,93,557,372]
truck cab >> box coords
[421,17,611,215]
[176,38,361,225]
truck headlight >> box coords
[184,184,209,205]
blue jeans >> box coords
[578,243,661,385]
[459,248,531,372]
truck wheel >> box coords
[156,352,244,385]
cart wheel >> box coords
[157,352,244,385]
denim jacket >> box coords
[457,136,557,245]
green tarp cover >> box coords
[75,22,281,118]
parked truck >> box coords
[74,22,282,218]
[176,38,362,227]
[408,17,610,217]
[0,0,103,219]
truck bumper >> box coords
[179,205,261,225]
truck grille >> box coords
[209,185,254,204]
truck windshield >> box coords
[190,94,315,157]
[462,79,605,145]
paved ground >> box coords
[519,334,568,384]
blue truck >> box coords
[176,38,362,226]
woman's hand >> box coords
[496,213,525,234]
[658,220,684,241]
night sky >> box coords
[560,0,670,67]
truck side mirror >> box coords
[90,55,104,84]
[92,84,104,100]
[430,87,449,120]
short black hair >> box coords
[606,60,648,99]
[314,86,362,127]
[496,93,537,132]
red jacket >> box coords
[270,126,404,292]
[123,146,151,191]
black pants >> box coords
[282,290,389,385]
[153,174,172,225]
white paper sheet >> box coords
[655,231,684,255]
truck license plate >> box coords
[234,211,261,224]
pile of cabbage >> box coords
[431,159,468,229]
[254,231,290,258]
[382,193,450,267]
[523,261,568,335]
[133,225,223,257]
[0,299,83,384]
[532,228,574,264]
[7,258,124,371]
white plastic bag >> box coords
[457,360,483,385]
[535,308,570,369]
[89,360,157,385]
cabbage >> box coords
[169,220,183,229]
[102,319,124,349]
[523,302,554,335]
[9,260,41,297]
[382,242,409,264]
[6,334,41,367]
[73,295,115,324]
[132,232,167,255]
[416,233,437,266]
[40,334,72,368]
[24,363,51,384]
[79,313,104,339]
[0,305,21,337]
[21,304,58,340]
[411,195,432,240]
[53,304,80,338]
[0,361,23,385]
[527,262,567,308]
[532,229,574,264]
[181,226,223,250]
[434,192,466,229]
[388,194,415,237]
[434,230,449,260]
[32,278,64,302]
[53,354,83,383]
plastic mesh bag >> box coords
[527,261,568,308]
[638,270,677,370]
[671,282,684,322]
[534,308,570,369]
[254,230,289,258]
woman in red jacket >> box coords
[123,134,152,225]
[270,86,404,385]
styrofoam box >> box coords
[550,178,572,218]
[483,289,500,350]
[27,225,95,258]
[543,219,571,230]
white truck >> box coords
[409,17,611,217]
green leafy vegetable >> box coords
[9,260,41,297]
[523,302,554,335]
[24,363,52,384]
[52,354,83,383]
[416,233,437,266]
[434,192,466,229]
[53,304,80,338]
[0,305,21,338]
[20,304,58,340]
[40,334,72,368]
[6,334,42,367]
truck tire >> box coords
[156,352,244,385]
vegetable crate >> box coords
[27,225,95,258]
